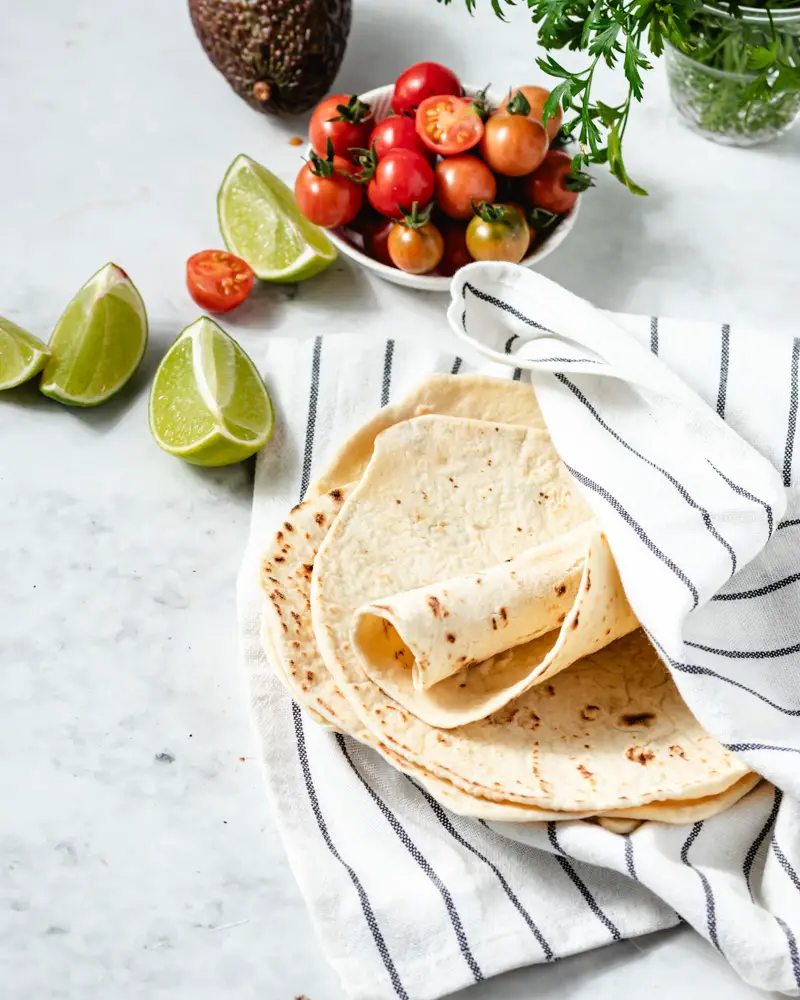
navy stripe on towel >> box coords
[557,374,736,575]
[775,917,800,987]
[410,778,554,960]
[708,461,774,538]
[299,337,323,500]
[685,637,800,660]
[778,519,800,531]
[773,833,800,894]
[712,571,800,601]
[337,736,483,984]
[463,281,550,331]
[716,324,730,419]
[451,355,463,375]
[783,338,800,487]
[727,743,800,756]
[649,316,658,355]
[681,822,721,952]
[380,339,394,408]
[670,660,800,716]
[624,835,637,880]
[547,823,621,941]
[564,462,700,608]
[743,787,782,900]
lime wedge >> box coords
[218,153,336,283]
[40,263,148,407]
[0,317,50,390]
[148,316,273,466]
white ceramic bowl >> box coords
[318,83,581,292]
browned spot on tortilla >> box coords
[584,569,591,592]
[605,628,612,635]
[300,683,309,692]
[556,612,566,624]
[395,499,402,505]
[304,670,314,682]
[476,577,482,584]
[274,556,285,563]
[459,682,467,688]
[581,704,600,721]
[291,503,302,514]
[494,426,499,432]
[270,589,286,601]
[291,640,301,649]
[487,459,493,466]
[435,733,449,744]
[491,618,498,631]
[276,530,284,542]
[458,655,468,663]
[669,744,687,759]
[305,531,311,540]
[547,685,555,696]
[584,744,591,749]
[554,583,567,596]
[577,764,594,781]
[315,512,326,526]
[290,610,301,624]
[267,576,279,584]
[446,633,456,643]
[448,477,459,488]
[385,704,409,723]
[428,595,442,618]
[284,522,295,532]
[539,491,549,500]
[381,619,390,636]
[281,545,290,553]
[571,612,580,629]
[421,491,428,500]
[621,712,656,727]
[316,698,334,716]
[303,563,314,574]
[330,489,343,502]
[626,746,655,765]
[281,621,288,632]
[499,607,508,622]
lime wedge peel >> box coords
[0,318,51,390]
[39,263,148,407]
[148,316,273,467]
[217,153,336,283]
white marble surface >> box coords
[0,1,793,997]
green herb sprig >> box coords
[439,0,800,192]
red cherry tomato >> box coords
[186,251,255,313]
[525,150,589,215]
[361,215,396,267]
[309,94,373,159]
[387,217,444,274]
[295,153,363,228]
[434,155,497,220]
[436,222,472,277]
[392,61,462,116]
[480,112,549,177]
[415,95,484,155]
[505,86,562,141]
[369,115,432,161]
[367,149,435,219]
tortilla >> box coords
[311,374,547,498]
[311,416,751,812]
[351,525,638,728]
[261,487,756,823]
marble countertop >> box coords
[1,1,792,997]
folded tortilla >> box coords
[351,525,638,728]
[260,484,757,823]
[310,414,752,813]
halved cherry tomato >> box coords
[367,148,435,219]
[369,115,432,161]
[505,86,562,141]
[295,146,363,228]
[415,96,484,155]
[525,150,592,215]
[387,203,444,274]
[436,222,472,276]
[434,155,496,220]
[466,203,530,263]
[186,251,255,313]
[309,94,373,159]
[392,61,462,116]
[480,93,549,177]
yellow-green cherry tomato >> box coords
[465,202,530,263]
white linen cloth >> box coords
[238,261,800,1000]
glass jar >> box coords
[666,3,800,146]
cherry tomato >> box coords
[186,251,255,312]
[367,148,435,219]
[434,155,496,220]
[435,222,472,276]
[309,94,373,159]
[506,86,562,141]
[392,61,462,116]
[295,150,363,228]
[466,203,530,263]
[480,112,549,177]
[387,204,444,274]
[369,115,432,161]
[525,150,591,215]
[361,214,396,267]
[415,95,483,155]
[502,202,534,250]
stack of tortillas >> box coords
[260,374,759,832]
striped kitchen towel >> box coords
[237,261,800,1000]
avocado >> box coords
[189,0,353,115]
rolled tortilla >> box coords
[351,526,639,729]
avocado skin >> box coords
[189,0,353,115]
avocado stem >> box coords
[253,81,272,103]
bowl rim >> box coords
[315,81,581,290]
